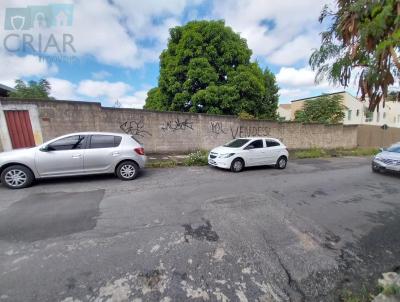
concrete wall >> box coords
[0,98,362,153]
[357,125,400,148]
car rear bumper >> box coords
[136,155,147,168]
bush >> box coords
[183,150,209,166]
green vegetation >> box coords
[310,0,400,112]
[340,287,375,302]
[9,79,53,99]
[294,94,345,124]
[294,148,328,159]
[144,20,279,120]
[146,160,177,168]
[183,150,209,166]
[381,284,400,296]
[293,148,379,159]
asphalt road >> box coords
[0,157,399,302]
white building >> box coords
[278,91,400,128]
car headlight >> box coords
[219,153,235,158]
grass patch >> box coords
[293,148,328,159]
[183,150,209,166]
[332,148,379,157]
[292,147,379,159]
[340,287,376,302]
[147,160,177,168]
[381,284,400,296]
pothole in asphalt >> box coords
[0,190,104,242]
[182,219,219,242]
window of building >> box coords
[365,110,373,122]
[356,109,360,117]
[347,110,352,121]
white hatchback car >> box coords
[208,137,289,172]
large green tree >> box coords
[9,79,52,99]
[310,0,400,112]
[294,94,345,124]
[144,20,278,119]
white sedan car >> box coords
[372,142,400,173]
[208,137,289,172]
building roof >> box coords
[279,104,291,109]
[0,84,15,97]
[291,91,349,103]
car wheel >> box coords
[276,156,287,169]
[230,158,244,172]
[1,165,34,189]
[116,161,139,180]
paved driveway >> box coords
[0,157,399,302]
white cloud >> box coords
[276,66,342,102]
[0,52,58,86]
[212,0,326,65]
[276,67,317,87]
[268,34,320,65]
[48,77,77,100]
[119,90,148,109]
[0,0,204,69]
[77,80,132,101]
[46,77,148,108]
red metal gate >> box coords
[4,110,36,149]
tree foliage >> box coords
[144,20,279,119]
[9,79,52,99]
[310,0,400,112]
[294,94,345,124]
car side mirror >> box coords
[245,145,254,150]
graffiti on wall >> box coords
[120,116,152,137]
[230,125,270,139]
[161,118,193,132]
[209,121,226,136]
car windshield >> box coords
[224,139,250,148]
[386,145,400,153]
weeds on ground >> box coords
[294,148,328,159]
[147,160,177,168]
[340,287,375,302]
[293,148,379,159]
[333,148,379,157]
[183,150,208,166]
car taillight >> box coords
[134,147,145,155]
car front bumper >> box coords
[372,159,400,172]
[208,156,232,169]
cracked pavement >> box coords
[0,157,399,301]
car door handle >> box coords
[72,154,82,159]
[112,152,120,156]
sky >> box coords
[0,0,347,108]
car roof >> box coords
[62,131,128,136]
[239,137,281,141]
